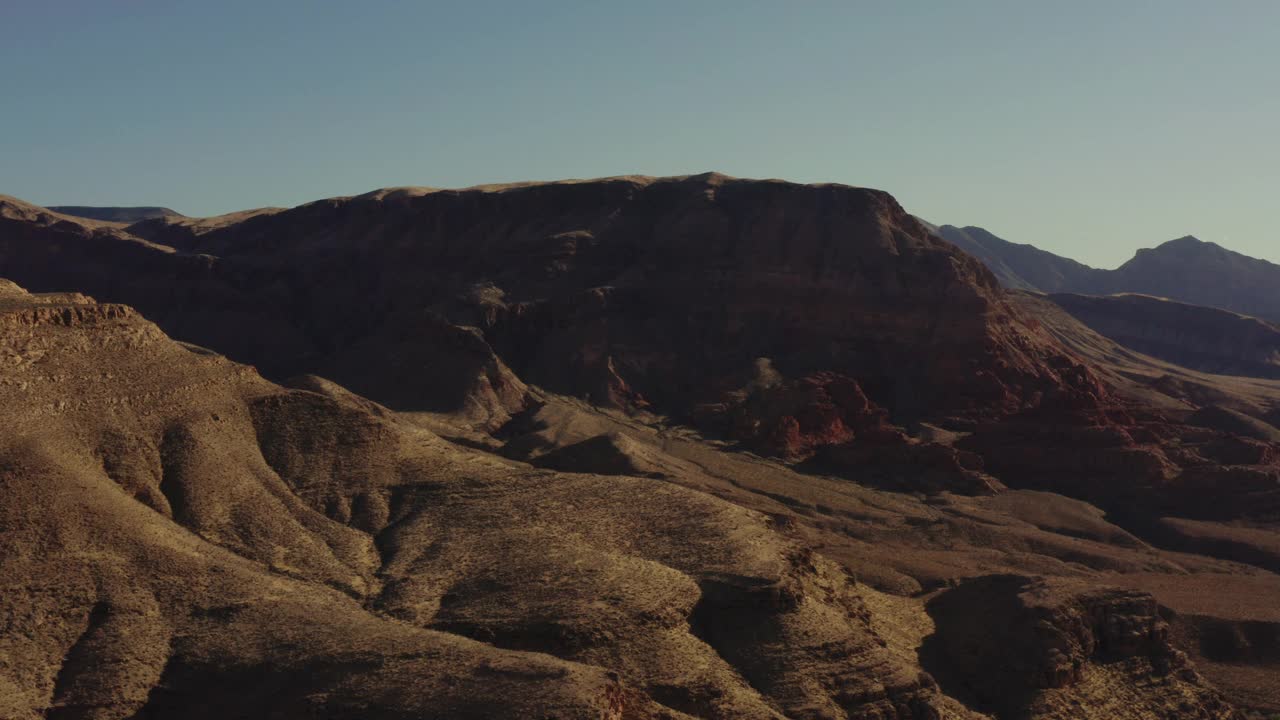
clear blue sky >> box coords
[3,1,1277,268]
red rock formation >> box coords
[715,371,894,458]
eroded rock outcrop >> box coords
[921,575,1237,719]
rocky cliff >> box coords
[921,576,1235,719]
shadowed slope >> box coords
[1048,293,1280,380]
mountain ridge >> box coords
[927,223,1280,382]
[929,224,1280,321]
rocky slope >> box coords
[1048,293,1280,379]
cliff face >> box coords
[922,576,1236,720]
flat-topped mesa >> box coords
[0,176,1109,439]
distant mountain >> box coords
[924,225,1280,379]
[1106,236,1280,322]
[930,225,1280,324]
[48,205,184,223]
[932,225,1101,291]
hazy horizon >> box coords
[4,1,1277,267]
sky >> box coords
[2,1,1277,268]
